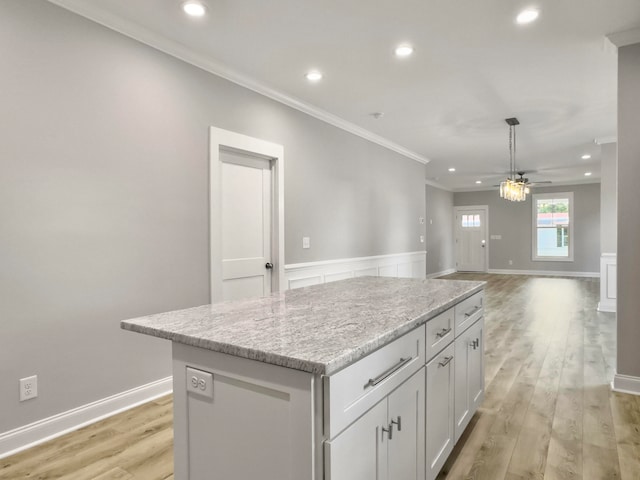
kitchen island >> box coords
[122,276,485,480]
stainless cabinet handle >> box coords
[435,327,452,338]
[438,355,453,367]
[391,416,402,431]
[464,305,481,317]
[382,423,393,440]
[365,357,412,388]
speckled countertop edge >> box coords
[121,277,485,375]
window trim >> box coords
[532,191,574,262]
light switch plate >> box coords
[186,367,213,399]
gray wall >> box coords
[0,0,425,433]
[617,42,640,379]
[425,185,455,276]
[600,143,617,254]
[454,184,600,273]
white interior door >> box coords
[221,150,272,302]
[454,206,488,272]
[210,127,285,303]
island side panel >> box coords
[172,342,322,480]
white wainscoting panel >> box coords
[285,252,427,289]
[598,253,617,312]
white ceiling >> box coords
[49,0,640,191]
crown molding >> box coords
[425,179,452,191]
[607,27,640,48]
[46,0,429,165]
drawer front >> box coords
[454,291,484,337]
[324,325,425,439]
[425,308,455,362]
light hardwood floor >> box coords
[2,274,639,479]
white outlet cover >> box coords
[302,236,310,249]
[19,375,38,401]
[186,367,213,399]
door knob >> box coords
[265,262,274,269]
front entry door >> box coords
[454,206,488,272]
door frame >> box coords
[453,205,489,273]
[210,127,285,302]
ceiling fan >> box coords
[492,171,552,188]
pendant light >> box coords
[499,117,528,202]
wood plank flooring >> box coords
[2,274,639,479]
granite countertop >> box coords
[121,277,484,375]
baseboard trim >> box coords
[426,268,456,279]
[612,374,640,396]
[487,269,599,278]
[0,376,172,459]
[285,251,427,290]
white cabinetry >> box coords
[454,317,484,442]
[425,290,485,480]
[425,343,455,480]
[325,369,425,480]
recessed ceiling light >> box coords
[394,45,414,57]
[585,172,592,176]
[305,71,323,82]
[475,180,482,184]
[448,168,456,172]
[516,9,539,24]
[581,154,591,160]
[182,1,206,17]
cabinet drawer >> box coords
[324,325,425,439]
[425,308,454,362]
[454,291,483,337]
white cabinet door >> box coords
[325,399,388,480]
[468,318,484,414]
[454,317,484,443]
[388,368,426,480]
[426,343,455,480]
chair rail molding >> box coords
[285,251,427,290]
[598,253,617,312]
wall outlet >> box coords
[302,236,310,249]
[20,375,38,401]
[420,235,425,243]
[186,367,213,399]
[509,260,513,265]
[419,217,425,225]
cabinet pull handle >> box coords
[391,416,402,431]
[438,355,453,367]
[435,327,452,338]
[464,305,481,317]
[382,423,393,440]
[365,357,412,388]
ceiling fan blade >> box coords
[529,181,553,185]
